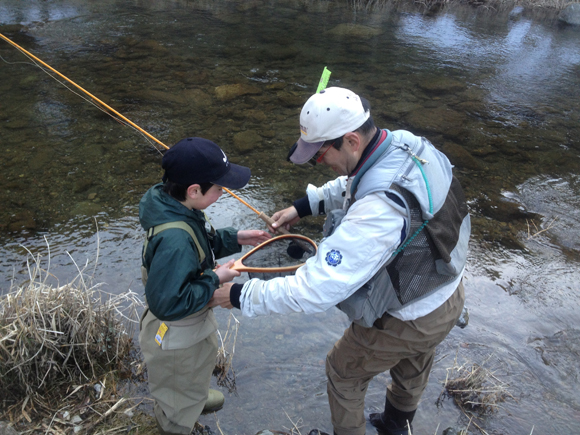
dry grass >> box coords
[438,352,516,433]
[0,239,146,434]
[214,312,240,394]
[526,217,557,240]
[0,235,245,434]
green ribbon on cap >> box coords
[316,66,332,93]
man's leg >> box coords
[328,282,465,435]
[326,324,401,435]
[372,282,466,433]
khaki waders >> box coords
[139,306,218,435]
[326,282,465,435]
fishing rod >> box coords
[0,32,288,234]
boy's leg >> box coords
[140,309,218,435]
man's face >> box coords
[314,141,354,176]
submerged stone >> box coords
[215,84,262,101]
[276,91,304,108]
[418,77,466,94]
[326,23,384,39]
[8,210,36,232]
[441,142,483,171]
[559,3,580,25]
[405,108,465,134]
[233,130,263,153]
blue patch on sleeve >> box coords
[325,249,343,267]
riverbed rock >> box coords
[237,109,268,122]
[326,23,384,39]
[418,77,466,95]
[405,107,465,134]
[69,201,103,217]
[478,196,540,223]
[0,24,25,34]
[559,3,580,25]
[137,89,189,105]
[73,179,94,194]
[5,118,29,129]
[441,141,483,171]
[135,39,167,52]
[261,45,299,61]
[276,91,304,107]
[0,421,19,435]
[8,210,36,232]
[389,101,423,115]
[215,84,262,101]
[233,130,262,153]
[182,89,212,108]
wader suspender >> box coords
[141,221,207,287]
[143,221,206,264]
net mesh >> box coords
[243,236,317,280]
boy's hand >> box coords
[208,283,234,309]
[214,259,240,284]
[269,206,300,233]
[237,230,271,247]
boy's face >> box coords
[189,184,223,210]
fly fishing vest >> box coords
[141,220,214,286]
[327,133,469,327]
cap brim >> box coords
[289,138,324,164]
[212,163,251,189]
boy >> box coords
[139,137,270,435]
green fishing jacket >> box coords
[139,183,241,321]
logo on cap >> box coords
[300,124,308,136]
[221,149,228,164]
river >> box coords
[1,0,579,433]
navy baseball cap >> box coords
[162,137,250,189]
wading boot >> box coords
[201,389,225,414]
[368,399,415,435]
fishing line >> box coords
[0,44,160,153]
[0,33,306,237]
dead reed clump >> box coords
[438,354,514,416]
[0,245,145,433]
[213,312,240,394]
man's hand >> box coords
[214,259,240,284]
[208,283,234,309]
[269,206,300,233]
[237,230,271,247]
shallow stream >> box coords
[1,1,580,433]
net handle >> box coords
[230,234,317,273]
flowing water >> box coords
[1,0,580,433]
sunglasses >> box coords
[287,140,336,167]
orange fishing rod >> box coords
[0,32,287,233]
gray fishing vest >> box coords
[327,133,469,327]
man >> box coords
[210,87,470,435]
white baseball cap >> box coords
[289,87,370,164]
